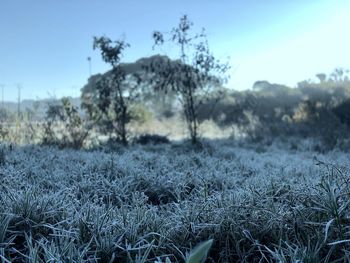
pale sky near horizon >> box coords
[0,0,350,101]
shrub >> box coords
[42,98,90,149]
[134,134,170,145]
[333,99,350,127]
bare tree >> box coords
[149,15,230,144]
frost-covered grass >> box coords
[1,139,350,262]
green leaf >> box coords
[186,239,213,263]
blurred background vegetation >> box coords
[1,65,350,152]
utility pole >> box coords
[0,84,4,109]
[87,57,92,77]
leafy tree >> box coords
[139,83,177,119]
[83,36,140,145]
[330,67,349,82]
[149,15,229,144]
[316,73,326,83]
[128,103,153,124]
[133,55,178,119]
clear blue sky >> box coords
[0,0,349,101]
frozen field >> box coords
[1,139,350,262]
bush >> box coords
[333,99,350,126]
[134,134,170,145]
[42,98,90,149]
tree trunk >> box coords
[184,89,198,145]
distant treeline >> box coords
[195,68,350,149]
